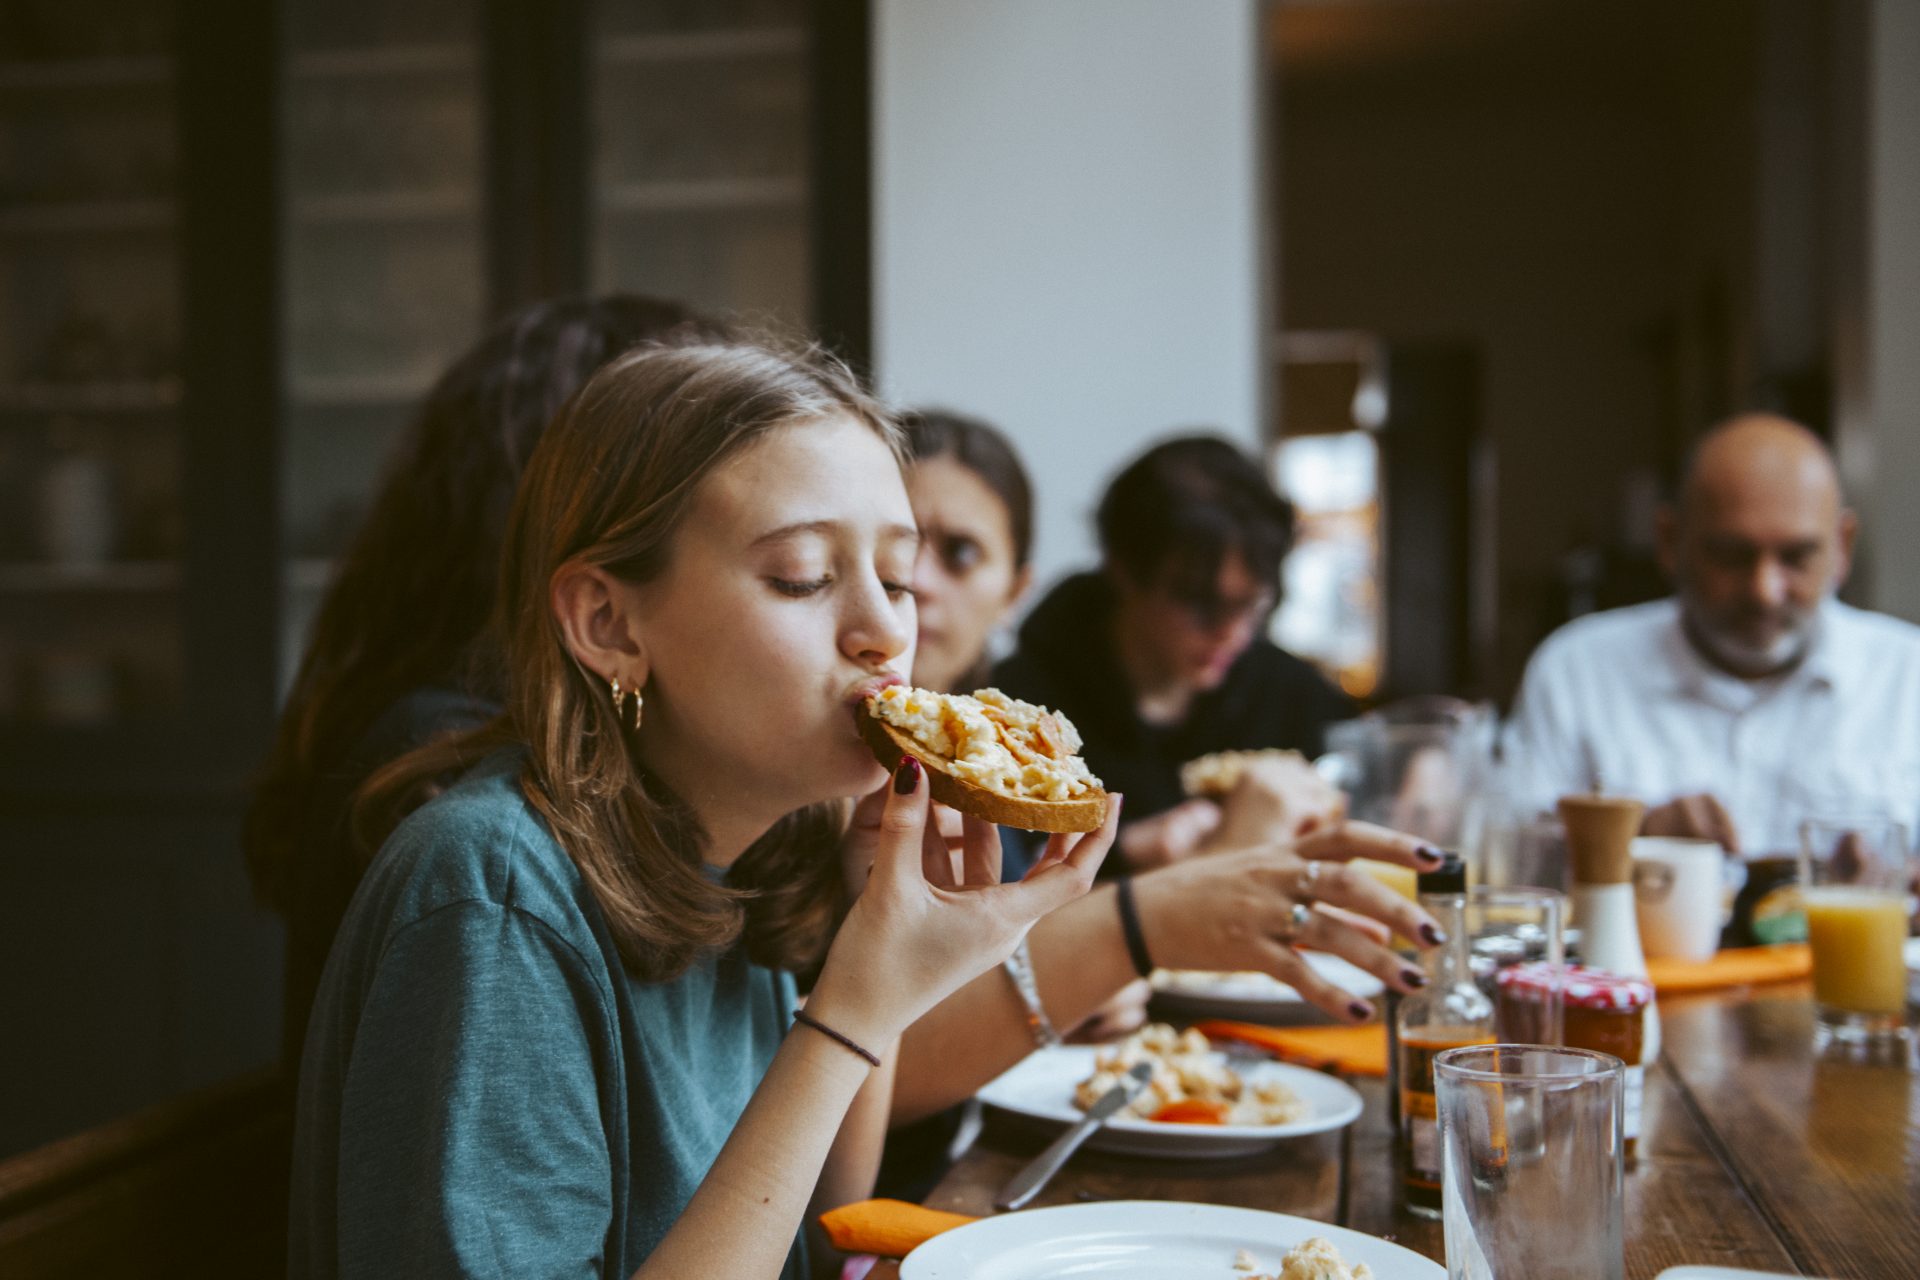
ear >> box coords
[1002,563,1034,621]
[1834,507,1859,587]
[550,561,649,688]
[1653,504,1679,579]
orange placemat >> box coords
[1645,944,1811,994]
[1192,1020,1389,1077]
[819,1199,977,1259]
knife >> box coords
[993,1061,1154,1212]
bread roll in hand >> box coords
[857,685,1110,833]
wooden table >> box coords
[879,985,1918,1279]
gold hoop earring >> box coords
[609,675,644,732]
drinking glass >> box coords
[1798,818,1914,1046]
[1320,699,1497,852]
[1435,1044,1625,1280]
[1466,886,1565,1045]
[1487,811,1569,895]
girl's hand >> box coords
[1130,821,1443,1024]
[839,790,966,897]
[809,758,1120,1048]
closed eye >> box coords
[884,580,917,601]
[770,576,832,597]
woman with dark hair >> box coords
[288,339,1118,1278]
[873,415,1443,1203]
[280,361,1439,1270]
[995,435,1355,871]
[246,294,732,1067]
[898,408,1033,695]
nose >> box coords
[1749,556,1790,609]
[842,572,914,668]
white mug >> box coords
[1630,837,1725,962]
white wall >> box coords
[873,0,1266,594]
[1836,0,1920,621]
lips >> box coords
[845,673,904,720]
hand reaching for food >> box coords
[1641,791,1741,854]
[1129,823,1443,1023]
[1115,798,1223,870]
[1187,749,1346,853]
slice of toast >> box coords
[856,700,1109,834]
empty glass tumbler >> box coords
[1435,1044,1625,1280]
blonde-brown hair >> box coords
[358,340,903,980]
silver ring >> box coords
[1283,901,1314,940]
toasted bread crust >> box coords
[856,702,1109,833]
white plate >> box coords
[1655,1269,1807,1279]
[976,1044,1363,1158]
[1906,937,1920,973]
[1151,953,1387,1023]
[902,1200,1443,1279]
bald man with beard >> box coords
[1504,413,1920,857]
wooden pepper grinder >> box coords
[1558,790,1660,1063]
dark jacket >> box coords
[992,572,1352,824]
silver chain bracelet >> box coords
[1001,933,1062,1048]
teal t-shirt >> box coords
[289,751,805,1279]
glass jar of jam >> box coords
[1496,962,1653,1159]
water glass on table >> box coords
[1798,818,1914,1046]
[1435,1045,1626,1280]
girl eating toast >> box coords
[287,341,1116,1279]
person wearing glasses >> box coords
[870,416,1439,1210]
[993,436,1354,873]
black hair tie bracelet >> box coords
[792,1007,882,1068]
[1114,876,1156,979]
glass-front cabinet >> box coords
[592,0,814,333]
[0,0,861,779]
[0,0,867,1172]
[278,0,485,684]
[0,4,183,729]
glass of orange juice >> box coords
[1798,818,1914,1046]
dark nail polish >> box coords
[1419,922,1448,946]
[1402,969,1428,989]
[894,756,921,794]
[1417,844,1446,866]
[1348,1001,1373,1021]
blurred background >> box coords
[0,0,1913,1196]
